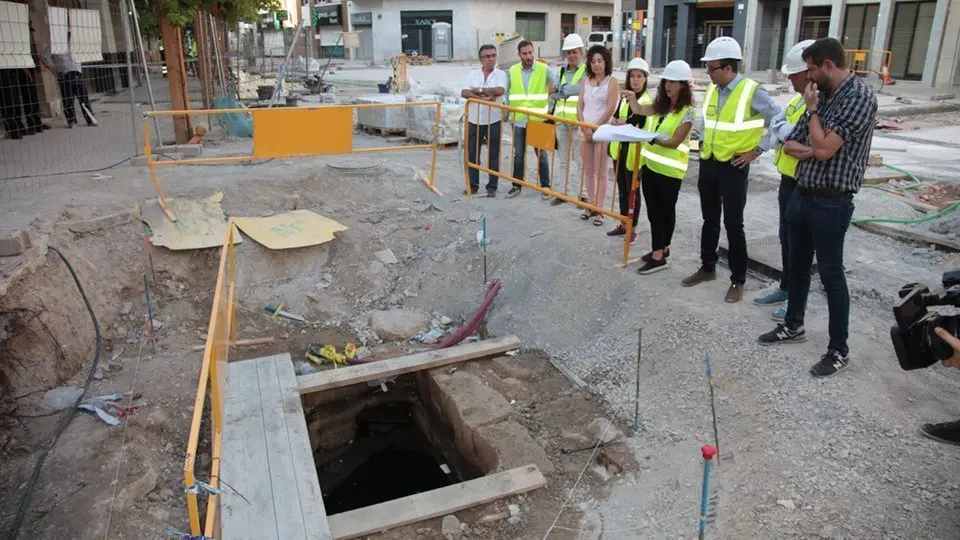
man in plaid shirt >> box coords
[757,37,877,378]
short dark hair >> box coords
[586,45,612,79]
[478,44,496,58]
[802,37,847,69]
[716,59,739,73]
[517,40,534,53]
[652,80,694,116]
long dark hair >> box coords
[652,80,694,116]
[586,45,612,79]
[624,69,648,96]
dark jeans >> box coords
[642,166,682,250]
[18,69,42,130]
[778,175,797,291]
[698,158,749,283]
[784,191,855,356]
[0,68,26,136]
[59,71,95,126]
[616,147,642,227]
[512,125,550,189]
[467,120,502,191]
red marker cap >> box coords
[701,445,717,460]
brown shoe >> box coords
[681,268,717,287]
[725,283,744,303]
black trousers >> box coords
[59,71,95,125]
[18,69,43,130]
[777,174,797,291]
[698,158,749,283]
[466,121,502,191]
[615,146,642,227]
[0,68,26,136]
[642,166,682,251]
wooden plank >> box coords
[221,359,277,540]
[328,464,547,540]
[255,355,311,538]
[296,336,522,395]
[854,221,960,251]
[275,355,333,539]
[883,192,940,213]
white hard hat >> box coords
[781,39,815,75]
[700,36,743,61]
[661,60,693,81]
[626,57,649,73]
[562,34,585,51]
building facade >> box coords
[301,0,615,62]
[647,0,960,90]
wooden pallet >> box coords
[407,55,432,66]
[359,125,406,137]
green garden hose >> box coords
[851,200,960,225]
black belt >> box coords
[796,186,853,198]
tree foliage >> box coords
[150,0,281,32]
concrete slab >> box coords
[429,370,512,428]
[477,419,555,475]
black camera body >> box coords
[891,269,960,370]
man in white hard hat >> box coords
[758,37,877,378]
[752,39,815,318]
[547,33,588,205]
[682,36,781,303]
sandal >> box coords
[592,215,604,226]
[580,210,593,220]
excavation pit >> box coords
[314,392,483,515]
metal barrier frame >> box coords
[846,49,892,77]
[142,102,444,221]
[462,98,641,265]
[184,219,236,537]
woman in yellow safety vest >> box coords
[630,60,695,275]
[577,45,620,226]
[606,57,652,243]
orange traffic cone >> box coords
[881,58,893,85]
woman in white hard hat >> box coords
[629,60,695,275]
[577,45,620,226]
[606,57,652,244]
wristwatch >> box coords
[808,109,819,116]
[754,147,765,156]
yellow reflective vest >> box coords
[641,106,692,180]
[774,94,806,178]
[552,63,587,120]
[608,91,653,170]
[509,62,549,123]
[701,78,764,162]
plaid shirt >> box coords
[786,74,877,193]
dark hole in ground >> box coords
[318,400,482,515]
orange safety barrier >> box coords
[846,49,893,83]
[462,98,642,265]
[183,219,237,537]
[143,102,443,221]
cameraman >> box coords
[920,327,960,446]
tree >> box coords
[157,0,281,29]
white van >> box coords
[587,31,614,50]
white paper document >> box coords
[592,124,659,143]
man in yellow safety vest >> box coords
[681,36,782,303]
[506,39,558,199]
[547,33,588,205]
[752,39,816,320]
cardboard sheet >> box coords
[142,192,242,251]
[233,210,348,250]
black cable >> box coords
[4,246,101,540]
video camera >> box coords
[891,269,960,370]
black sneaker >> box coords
[919,419,960,447]
[506,186,522,198]
[757,323,806,346]
[642,247,670,263]
[810,349,850,378]
[636,257,668,275]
